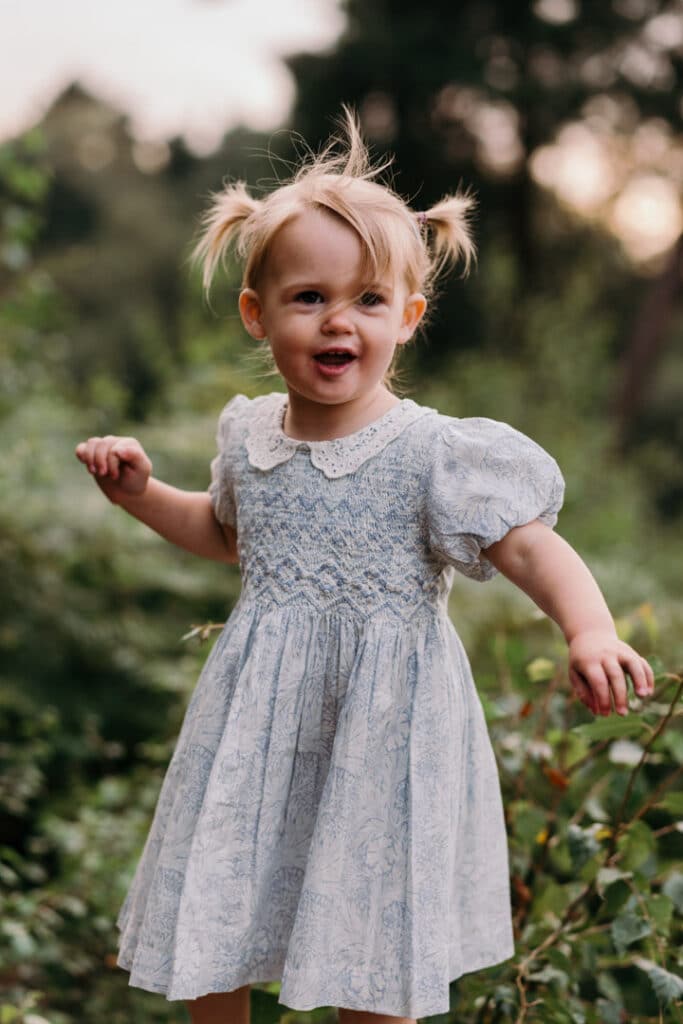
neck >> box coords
[282,387,400,441]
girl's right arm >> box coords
[74,435,238,564]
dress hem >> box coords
[116,942,516,1018]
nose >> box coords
[321,302,353,334]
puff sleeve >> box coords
[208,393,248,529]
[426,416,565,582]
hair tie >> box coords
[416,211,428,228]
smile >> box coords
[313,350,358,376]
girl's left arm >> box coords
[483,521,656,716]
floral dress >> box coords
[115,390,565,1018]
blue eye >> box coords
[359,291,384,307]
[295,290,323,304]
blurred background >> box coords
[1,1,682,1022]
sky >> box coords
[0,0,345,154]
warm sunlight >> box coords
[608,174,683,263]
[529,117,683,266]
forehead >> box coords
[261,207,396,288]
[266,208,359,271]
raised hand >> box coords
[74,435,153,503]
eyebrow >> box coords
[281,281,395,297]
[281,282,324,292]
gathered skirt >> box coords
[115,601,515,1018]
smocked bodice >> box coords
[233,430,454,623]
[208,390,565,623]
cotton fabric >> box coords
[115,391,565,1018]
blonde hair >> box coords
[191,106,477,393]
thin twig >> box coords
[607,677,683,859]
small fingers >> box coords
[569,666,596,713]
[580,662,612,716]
[604,657,629,716]
[75,436,121,476]
[108,440,139,480]
[624,652,655,699]
[93,436,117,476]
[75,437,101,473]
[106,446,122,481]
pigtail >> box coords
[191,181,262,295]
[421,190,478,282]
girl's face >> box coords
[238,208,426,419]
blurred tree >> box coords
[25,86,289,422]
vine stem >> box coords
[606,676,683,861]
[513,879,595,1023]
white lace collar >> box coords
[245,391,435,478]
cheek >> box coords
[268,336,307,366]
[272,315,313,342]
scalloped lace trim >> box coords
[245,392,436,478]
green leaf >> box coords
[532,880,571,920]
[662,870,683,914]
[546,947,572,974]
[616,819,656,871]
[595,999,623,1024]
[660,790,683,816]
[565,999,587,1024]
[567,823,600,872]
[571,717,645,740]
[643,893,674,935]
[596,866,633,899]
[633,957,683,1006]
[600,879,631,917]
[580,942,597,974]
[656,729,683,762]
[510,800,548,844]
[527,964,570,990]
[596,970,623,1004]
[1,920,36,957]
[611,911,651,955]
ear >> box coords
[397,292,427,344]
[239,288,267,340]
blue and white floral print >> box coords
[115,391,565,1018]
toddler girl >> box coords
[75,108,654,1024]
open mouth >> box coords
[314,350,357,365]
[313,349,358,377]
